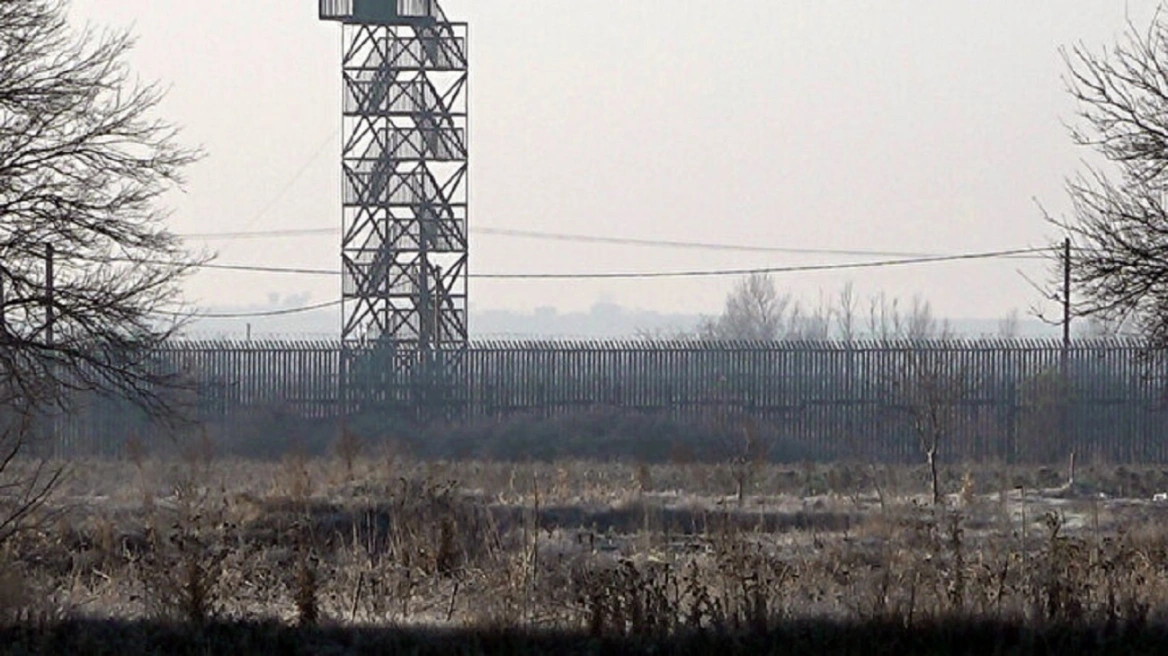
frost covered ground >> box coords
[7,455,1168,633]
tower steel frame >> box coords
[320,1,468,418]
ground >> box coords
[4,451,1168,653]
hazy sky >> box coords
[66,0,1160,320]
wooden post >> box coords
[45,244,55,346]
[1061,237,1072,468]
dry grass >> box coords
[3,453,1168,648]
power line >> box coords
[179,228,336,240]
[473,227,949,258]
[182,224,940,257]
[191,299,342,319]
[108,257,340,276]
[179,223,946,256]
[471,247,1050,280]
[190,262,339,276]
[156,247,1049,318]
[178,223,1050,261]
[160,246,1048,279]
[234,127,341,233]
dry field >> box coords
[5,443,1168,653]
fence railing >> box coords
[54,338,1168,463]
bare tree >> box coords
[867,292,903,340]
[1047,9,1168,346]
[889,347,971,505]
[863,293,951,339]
[708,279,954,342]
[997,308,1021,338]
[834,282,858,343]
[864,292,952,341]
[701,272,790,340]
[904,295,952,340]
[861,292,960,503]
[0,1,202,542]
[787,291,833,339]
[633,325,698,340]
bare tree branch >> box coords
[1051,7,1168,347]
[0,0,204,543]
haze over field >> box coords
[184,302,1068,341]
[64,1,1162,333]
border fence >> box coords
[53,338,1168,464]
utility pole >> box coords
[45,244,54,346]
[1062,237,1071,349]
[44,244,58,458]
[1060,236,1074,476]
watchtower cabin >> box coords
[319,0,441,26]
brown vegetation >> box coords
[2,452,1168,651]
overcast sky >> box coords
[66,0,1159,321]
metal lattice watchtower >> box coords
[319,0,468,418]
